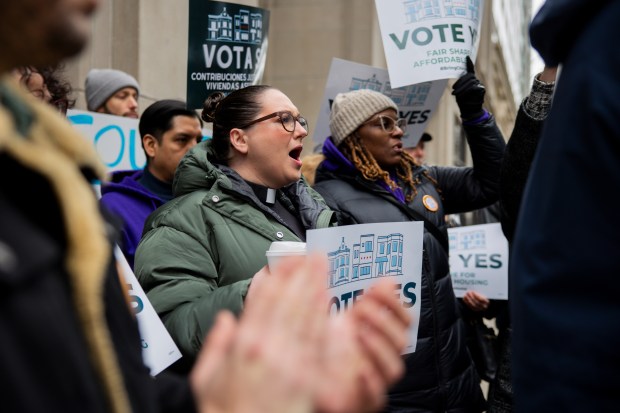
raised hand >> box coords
[452,56,486,120]
[191,254,412,413]
[316,278,411,413]
[191,254,327,413]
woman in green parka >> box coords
[135,85,335,365]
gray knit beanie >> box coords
[85,69,140,111]
[329,89,398,146]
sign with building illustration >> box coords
[307,221,424,354]
[186,0,270,109]
[115,247,182,376]
[374,0,485,87]
[448,223,508,300]
[312,57,447,152]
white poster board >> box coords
[313,58,447,152]
[67,109,211,174]
[448,223,508,300]
[307,222,424,354]
[115,247,182,375]
[67,110,144,173]
[374,0,485,87]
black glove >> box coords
[452,56,486,120]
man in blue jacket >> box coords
[100,99,203,268]
[511,1,620,411]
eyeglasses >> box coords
[363,115,407,134]
[240,111,309,134]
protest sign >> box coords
[448,222,508,300]
[115,247,182,376]
[68,109,144,172]
[312,57,447,152]
[68,109,210,174]
[374,0,484,87]
[307,222,424,354]
[186,0,270,109]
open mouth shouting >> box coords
[289,146,303,167]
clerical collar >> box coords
[245,180,277,205]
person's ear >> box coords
[229,128,249,155]
[143,134,158,158]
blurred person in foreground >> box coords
[511,0,620,412]
[0,0,411,412]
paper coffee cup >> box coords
[265,241,307,270]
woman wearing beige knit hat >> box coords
[313,61,506,412]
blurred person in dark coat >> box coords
[511,1,620,412]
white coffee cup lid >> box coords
[266,241,307,254]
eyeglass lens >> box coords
[280,111,309,133]
[379,116,407,133]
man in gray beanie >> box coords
[85,68,140,118]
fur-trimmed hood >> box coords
[0,76,131,413]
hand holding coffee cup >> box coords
[246,242,307,307]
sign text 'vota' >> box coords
[187,0,270,109]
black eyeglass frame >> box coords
[239,111,309,134]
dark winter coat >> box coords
[487,91,550,413]
[511,1,620,411]
[313,115,505,412]
[0,78,194,413]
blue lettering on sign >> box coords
[128,129,142,170]
[126,283,145,314]
[68,113,146,170]
[95,125,125,168]
[328,282,417,314]
[69,114,94,125]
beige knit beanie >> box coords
[329,89,398,146]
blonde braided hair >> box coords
[340,134,441,203]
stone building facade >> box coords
[65,0,530,166]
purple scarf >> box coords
[321,137,406,204]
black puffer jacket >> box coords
[313,115,505,412]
